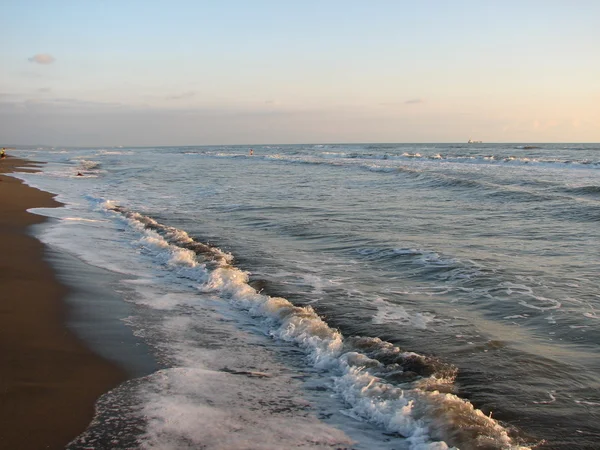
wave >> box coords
[355,247,484,283]
[78,160,101,172]
[564,185,600,197]
[293,149,600,168]
[351,245,573,327]
[106,204,531,449]
[66,158,103,177]
[549,204,600,223]
[202,150,599,209]
[98,150,135,155]
[204,148,599,168]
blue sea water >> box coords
[12,143,600,449]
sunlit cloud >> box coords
[28,54,56,64]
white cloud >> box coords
[28,54,55,65]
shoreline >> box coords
[0,157,126,449]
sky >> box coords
[1,0,599,146]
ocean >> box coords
[13,143,600,449]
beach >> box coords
[0,157,125,449]
[3,144,599,449]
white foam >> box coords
[533,391,556,404]
[98,150,134,155]
[113,290,363,449]
[139,367,355,450]
[113,208,529,450]
[77,159,101,170]
[518,294,562,311]
[63,217,104,222]
[372,299,437,329]
[127,287,192,311]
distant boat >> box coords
[468,138,482,144]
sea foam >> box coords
[106,204,530,450]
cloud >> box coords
[28,54,55,65]
[0,97,125,116]
[168,91,195,100]
[379,98,425,106]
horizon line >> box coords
[3,141,599,149]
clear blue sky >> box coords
[1,0,599,145]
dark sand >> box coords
[0,157,126,449]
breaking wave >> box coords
[104,203,531,450]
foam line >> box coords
[106,204,530,450]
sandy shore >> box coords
[0,157,126,449]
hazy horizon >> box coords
[5,141,599,150]
[2,1,599,146]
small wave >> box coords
[422,174,484,190]
[77,159,101,170]
[108,204,232,268]
[484,188,553,203]
[65,158,103,178]
[98,150,133,155]
[390,151,599,168]
[356,247,483,282]
[550,204,600,223]
[564,185,600,197]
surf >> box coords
[105,203,531,449]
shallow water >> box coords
[14,143,600,449]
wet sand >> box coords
[0,157,126,449]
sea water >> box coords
[12,143,600,449]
